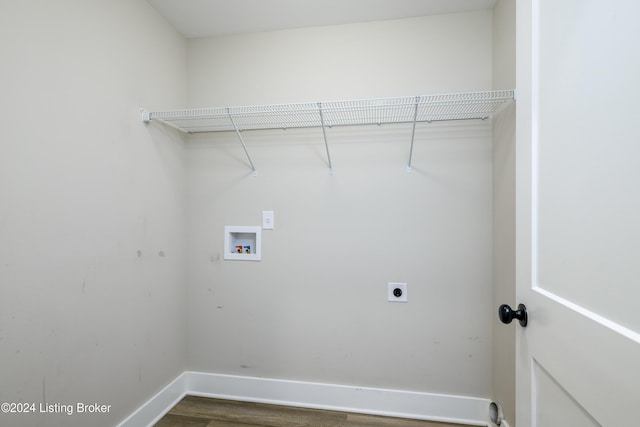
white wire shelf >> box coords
[142,90,514,133]
[141,90,514,175]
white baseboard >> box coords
[120,371,491,427]
[116,373,187,427]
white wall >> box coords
[0,1,187,426]
[186,10,495,397]
[491,0,516,424]
[188,11,493,106]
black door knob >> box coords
[498,303,528,327]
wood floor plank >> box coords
[154,413,211,427]
[165,396,346,426]
[204,420,284,427]
[155,395,474,427]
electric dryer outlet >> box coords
[388,282,408,302]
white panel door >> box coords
[515,1,640,426]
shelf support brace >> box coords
[317,102,333,175]
[407,96,421,173]
[227,108,257,176]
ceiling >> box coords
[147,0,497,39]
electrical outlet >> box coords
[388,282,408,302]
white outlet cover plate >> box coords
[262,211,274,229]
[388,282,408,302]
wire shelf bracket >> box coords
[141,90,515,174]
[317,102,333,175]
[226,107,257,176]
[407,96,421,173]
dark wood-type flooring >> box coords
[154,395,473,427]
